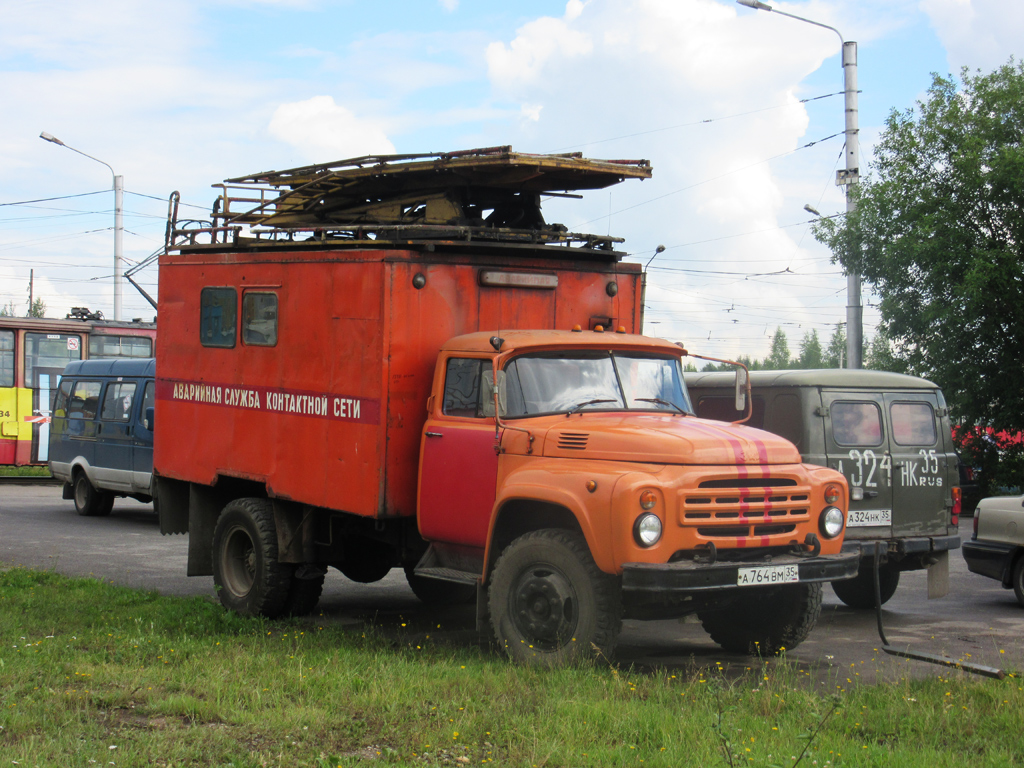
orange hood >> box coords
[538,414,801,465]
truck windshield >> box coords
[503,351,693,417]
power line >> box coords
[0,191,107,207]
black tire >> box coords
[1011,557,1024,608]
[73,472,114,517]
[404,566,476,605]
[285,565,327,616]
[698,583,822,655]
[212,498,293,618]
[831,560,900,609]
[336,537,394,584]
[488,529,622,667]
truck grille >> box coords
[680,477,811,538]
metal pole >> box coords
[39,132,123,321]
[842,41,861,368]
[114,175,124,321]
[735,2,862,368]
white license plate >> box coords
[848,508,892,527]
[736,564,800,586]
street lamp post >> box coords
[736,0,861,368]
[39,132,123,322]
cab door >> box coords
[821,392,894,538]
[885,392,947,536]
[418,356,500,548]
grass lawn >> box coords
[0,567,1021,767]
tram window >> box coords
[0,330,13,387]
[24,333,82,387]
[89,334,153,359]
[200,287,237,348]
[100,381,137,421]
[69,381,101,420]
[242,292,278,346]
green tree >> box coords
[865,329,905,373]
[823,324,846,369]
[764,327,791,370]
[28,297,46,318]
[814,60,1024,430]
[797,329,824,369]
[0,301,15,317]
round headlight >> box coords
[634,513,663,547]
[639,490,657,510]
[820,506,844,539]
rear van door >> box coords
[821,392,894,537]
[884,392,947,535]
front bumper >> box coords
[621,552,859,595]
[962,539,1015,584]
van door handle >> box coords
[425,432,443,438]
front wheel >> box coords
[831,560,900,609]
[698,583,822,655]
[488,529,621,667]
[212,498,293,618]
[73,472,114,517]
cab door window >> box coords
[442,358,488,418]
[24,333,82,387]
[0,330,13,387]
[69,381,101,420]
[200,287,237,348]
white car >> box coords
[962,495,1024,605]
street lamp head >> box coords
[804,204,822,217]
[39,131,64,146]
[736,0,773,11]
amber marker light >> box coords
[586,480,598,493]
[639,490,657,510]
[824,483,842,504]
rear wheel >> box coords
[831,560,900,609]
[285,565,327,616]
[489,529,621,667]
[212,498,293,617]
[1011,557,1024,607]
[698,583,822,655]
[73,472,114,517]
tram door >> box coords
[24,332,82,464]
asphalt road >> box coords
[2,484,1021,684]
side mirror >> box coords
[480,370,506,418]
[144,406,155,432]
[734,367,747,413]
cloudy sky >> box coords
[2,0,1021,360]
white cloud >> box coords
[486,3,594,92]
[268,96,396,161]
[921,0,1024,72]
[439,0,459,11]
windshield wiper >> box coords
[635,397,687,415]
[567,398,618,415]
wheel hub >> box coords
[512,567,577,649]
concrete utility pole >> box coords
[736,1,861,368]
[39,132,124,321]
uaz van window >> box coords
[831,401,883,447]
[891,402,937,446]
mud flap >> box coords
[927,550,949,599]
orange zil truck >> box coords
[154,148,856,665]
